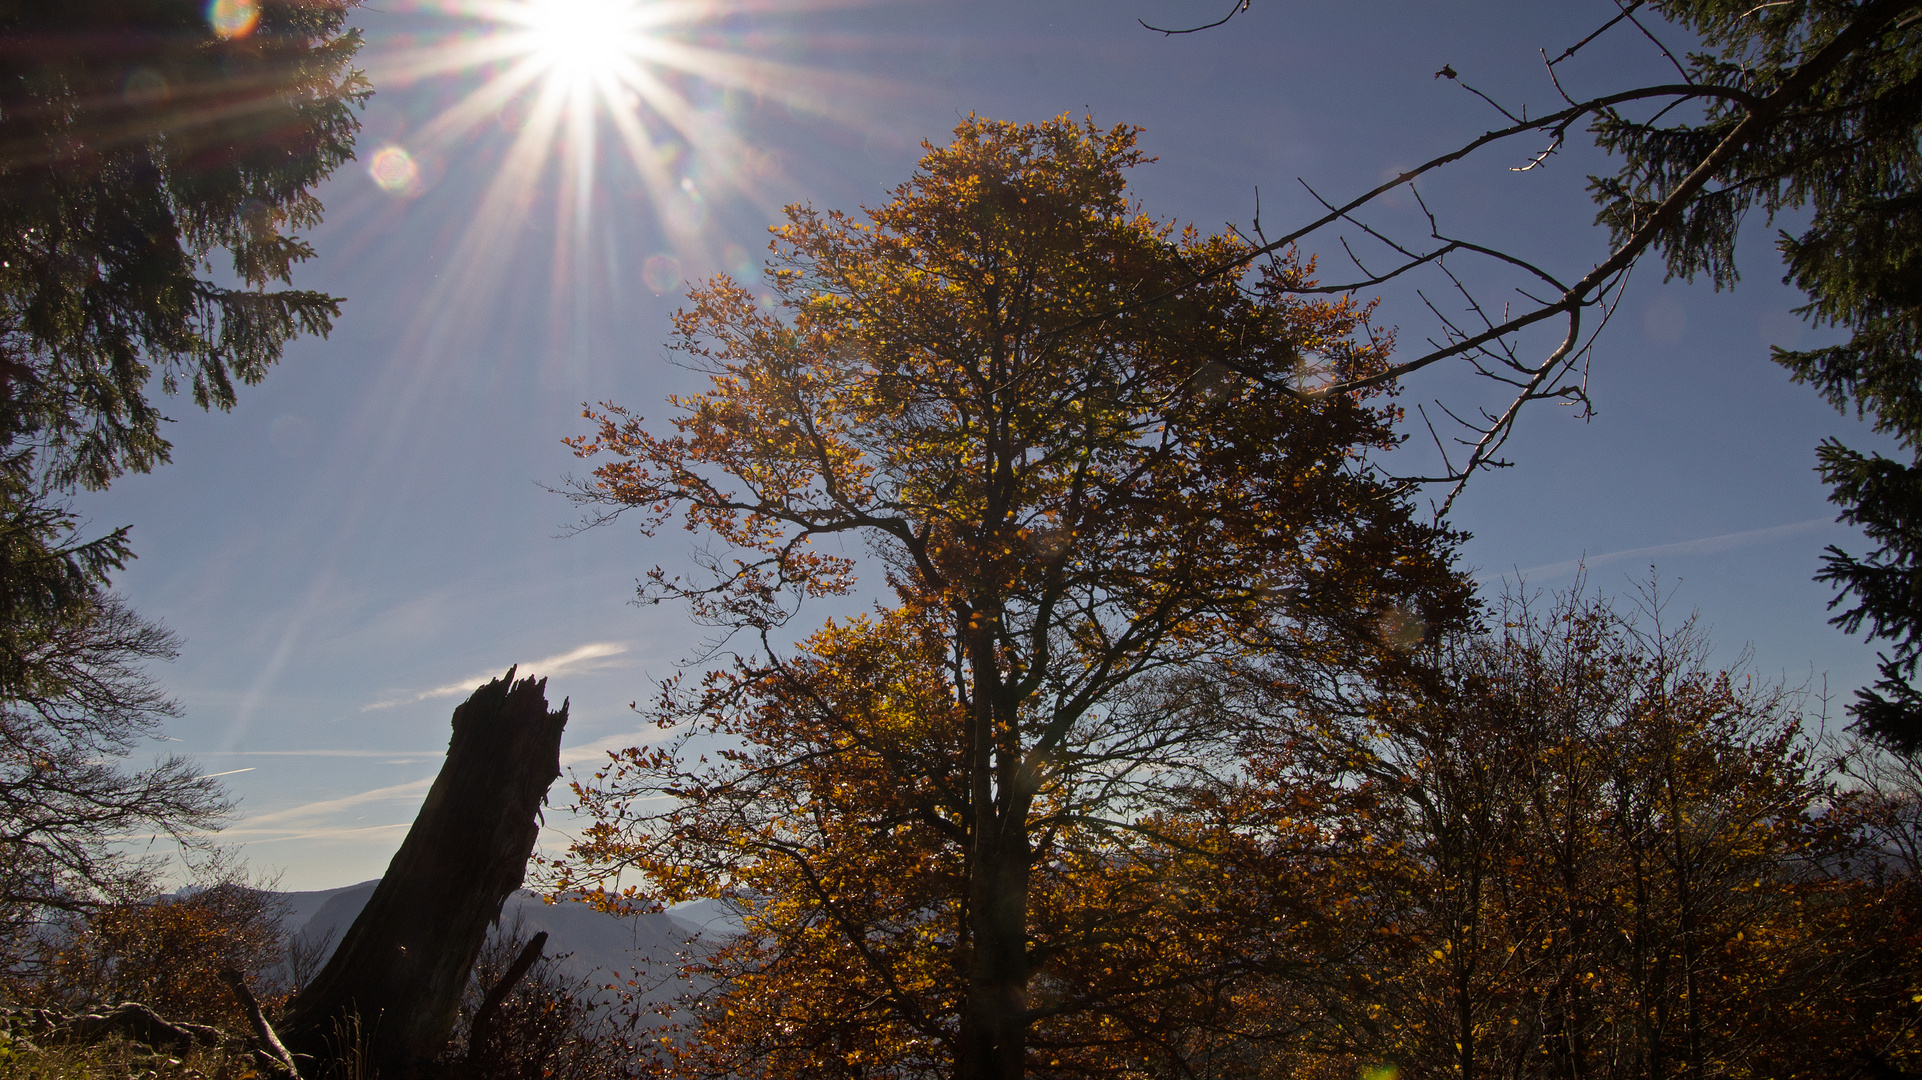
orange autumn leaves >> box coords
[557,114,1467,1080]
[1212,592,1922,1080]
[549,114,1917,1080]
[562,115,1452,649]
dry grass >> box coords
[0,1031,256,1080]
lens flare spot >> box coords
[206,0,260,39]
[642,255,683,294]
[369,146,423,197]
[665,184,707,233]
[495,96,534,134]
[864,129,910,164]
[1376,603,1427,651]
[723,243,755,283]
[238,197,276,240]
[123,67,169,105]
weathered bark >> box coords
[959,835,1032,1080]
[282,669,568,1078]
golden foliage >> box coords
[554,114,1470,1080]
[26,882,286,1031]
[1218,589,1922,1080]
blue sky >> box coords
[86,0,1887,890]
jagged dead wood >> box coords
[220,968,301,1078]
[281,669,568,1077]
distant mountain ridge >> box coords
[273,881,705,992]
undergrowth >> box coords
[0,1032,251,1080]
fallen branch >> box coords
[219,968,301,1079]
[467,930,548,1065]
[60,1002,222,1052]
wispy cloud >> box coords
[559,724,673,768]
[1480,517,1838,584]
[360,641,632,711]
[238,775,439,830]
[220,725,672,849]
[225,822,415,845]
[195,749,445,758]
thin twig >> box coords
[1617,0,1696,82]
[1456,80,1525,124]
[1140,0,1248,35]
[1549,1,1643,65]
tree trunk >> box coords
[959,830,1030,1080]
[282,668,568,1078]
[957,618,1031,1080]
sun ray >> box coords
[345,0,926,364]
[409,55,551,147]
[370,34,533,85]
[628,38,887,127]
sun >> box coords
[349,0,891,346]
[361,0,886,238]
[368,0,804,240]
[510,0,655,88]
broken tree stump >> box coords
[282,668,568,1078]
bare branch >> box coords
[467,930,549,1064]
[1140,0,1248,36]
[1616,0,1696,83]
[1549,1,1644,66]
[1332,0,1916,399]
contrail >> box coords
[1479,516,1839,584]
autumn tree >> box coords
[24,870,289,1030]
[1220,587,1921,1080]
[0,0,366,934]
[555,115,1470,1080]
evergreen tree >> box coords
[1585,0,1922,753]
[0,0,365,487]
[1145,0,1922,753]
[0,0,366,925]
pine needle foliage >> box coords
[0,0,365,935]
[1587,0,1922,753]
